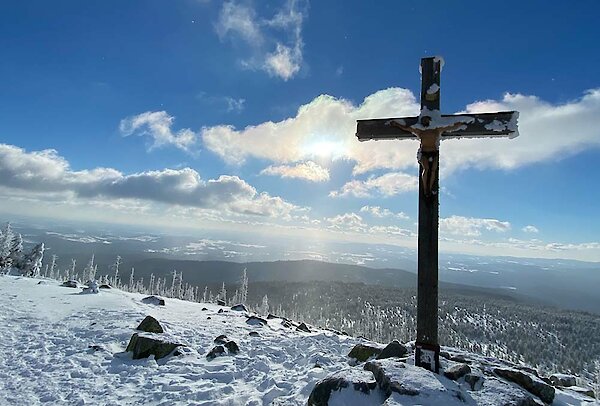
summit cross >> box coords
[356,57,519,373]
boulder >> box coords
[206,345,225,360]
[218,309,224,314]
[464,373,485,391]
[126,333,183,360]
[567,386,595,398]
[231,304,248,312]
[249,331,260,337]
[224,340,239,354]
[469,376,543,406]
[246,316,267,326]
[364,360,420,397]
[61,280,78,288]
[214,334,228,344]
[216,299,226,306]
[348,344,382,362]
[494,367,555,404]
[549,373,577,387]
[201,307,208,311]
[308,369,379,406]
[99,284,111,289]
[136,316,164,334]
[444,363,471,381]
[376,340,408,360]
[296,322,311,333]
[141,295,165,306]
[281,320,292,328]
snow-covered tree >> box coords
[21,243,45,277]
[111,255,121,287]
[128,268,135,291]
[240,268,248,304]
[260,294,269,316]
[82,254,96,283]
[9,233,23,268]
[202,286,208,303]
[219,282,227,303]
[0,223,15,270]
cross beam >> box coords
[355,57,518,373]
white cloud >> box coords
[201,87,600,177]
[329,172,418,198]
[0,144,299,219]
[360,205,409,220]
[440,215,511,237]
[119,111,197,152]
[215,0,306,81]
[260,161,329,182]
[325,212,366,232]
[522,225,539,233]
[368,225,415,237]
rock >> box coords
[249,331,259,337]
[376,340,408,360]
[37,281,46,285]
[201,307,208,311]
[450,353,472,364]
[567,386,595,398]
[444,363,471,381]
[364,360,420,397]
[267,313,280,319]
[494,367,555,404]
[206,345,225,360]
[218,309,224,314]
[464,373,484,391]
[88,344,104,351]
[439,350,451,359]
[126,333,183,360]
[246,316,267,326]
[141,295,165,306]
[296,322,311,333]
[61,280,78,288]
[206,316,211,320]
[348,344,382,362]
[469,376,543,406]
[224,340,239,354]
[214,334,228,344]
[549,373,577,387]
[281,320,292,328]
[308,369,379,406]
[216,299,226,306]
[136,316,164,334]
[98,284,111,289]
[231,304,248,311]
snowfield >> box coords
[0,275,596,405]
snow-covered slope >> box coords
[0,276,596,405]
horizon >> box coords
[2,1,600,262]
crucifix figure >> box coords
[356,57,519,373]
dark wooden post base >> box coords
[415,341,440,373]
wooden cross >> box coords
[356,57,519,373]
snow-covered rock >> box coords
[125,332,184,360]
[141,295,165,306]
[494,367,555,404]
[136,315,164,333]
[550,373,577,388]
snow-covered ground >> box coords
[0,275,597,405]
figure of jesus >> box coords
[389,116,466,196]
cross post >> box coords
[356,57,518,373]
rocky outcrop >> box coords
[206,345,225,360]
[494,367,555,404]
[126,333,183,360]
[308,369,379,406]
[443,363,471,381]
[348,344,382,362]
[296,322,311,333]
[246,316,268,326]
[214,334,228,344]
[376,340,408,360]
[224,340,239,354]
[136,316,164,334]
[231,304,248,312]
[549,373,577,387]
[141,295,165,306]
[364,360,420,397]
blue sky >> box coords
[1,0,600,261]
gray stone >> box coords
[141,295,165,306]
[136,316,164,334]
[246,316,268,326]
[444,363,471,381]
[61,280,78,288]
[249,331,260,337]
[224,340,239,354]
[214,334,228,344]
[218,309,224,313]
[308,369,379,406]
[98,284,111,289]
[206,345,225,360]
[494,367,555,404]
[567,386,595,398]
[549,373,577,387]
[126,333,182,360]
[231,304,248,311]
[296,322,311,333]
[464,373,484,391]
[376,340,408,360]
[348,344,382,362]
